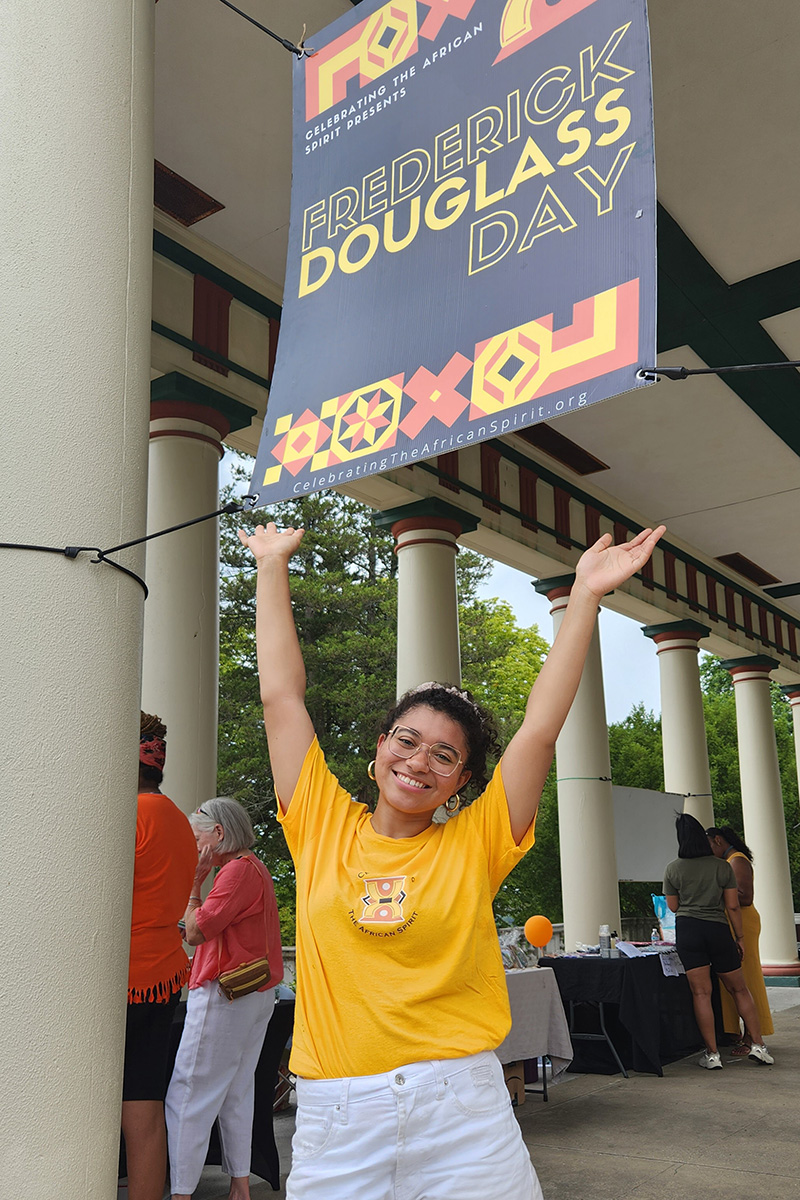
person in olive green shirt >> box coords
[664,814,773,1069]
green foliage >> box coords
[217,458,800,937]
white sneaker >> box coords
[748,1043,774,1065]
[699,1051,723,1069]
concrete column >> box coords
[375,499,479,697]
[535,575,621,947]
[780,685,800,810]
[642,620,714,826]
[1,1,153,1193]
[142,373,255,815]
[721,657,800,973]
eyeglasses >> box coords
[386,727,463,777]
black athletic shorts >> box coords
[676,915,741,974]
[122,989,181,1102]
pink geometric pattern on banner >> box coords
[400,353,472,438]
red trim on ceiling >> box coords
[584,505,600,546]
[268,316,280,380]
[193,275,232,376]
[437,451,460,493]
[706,577,718,622]
[686,563,699,612]
[480,443,502,513]
[553,487,571,549]
[664,551,677,599]
[520,467,538,531]
[715,551,780,587]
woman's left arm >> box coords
[501,527,665,843]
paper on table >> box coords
[615,941,643,957]
[659,949,686,977]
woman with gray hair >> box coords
[165,796,284,1200]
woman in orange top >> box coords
[707,825,774,1053]
[123,713,197,1200]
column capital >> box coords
[720,654,779,681]
[375,498,480,540]
[533,572,575,601]
[150,371,256,439]
[642,619,711,640]
[779,684,800,705]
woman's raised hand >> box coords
[238,521,304,563]
[575,525,666,599]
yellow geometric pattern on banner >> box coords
[263,408,333,485]
[316,0,418,117]
[470,287,618,415]
[311,375,404,468]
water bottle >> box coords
[610,931,620,959]
[650,927,659,945]
[599,924,611,958]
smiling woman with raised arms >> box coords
[239,518,664,1200]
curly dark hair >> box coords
[379,682,501,794]
[706,826,753,862]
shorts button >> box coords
[395,1073,405,1085]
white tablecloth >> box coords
[495,967,573,1079]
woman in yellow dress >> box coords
[707,826,774,1053]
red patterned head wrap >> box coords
[140,735,166,770]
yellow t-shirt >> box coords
[278,737,536,1079]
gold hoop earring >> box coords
[445,793,461,813]
[367,760,376,781]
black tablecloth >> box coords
[120,995,295,1190]
[539,955,717,1076]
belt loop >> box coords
[338,1077,350,1124]
[432,1058,446,1100]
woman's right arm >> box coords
[729,855,754,906]
[723,886,746,958]
[239,522,315,810]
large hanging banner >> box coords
[250,0,655,504]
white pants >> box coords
[286,1050,543,1200]
[165,981,275,1194]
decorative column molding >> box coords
[534,575,621,948]
[642,620,713,827]
[142,373,255,816]
[721,657,800,973]
[375,499,479,697]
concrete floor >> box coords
[179,986,800,1200]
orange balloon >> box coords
[524,915,553,947]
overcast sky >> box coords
[475,561,662,725]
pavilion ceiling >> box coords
[153,0,800,624]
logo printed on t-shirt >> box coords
[360,875,407,922]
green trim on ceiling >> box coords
[151,321,271,391]
[374,497,480,533]
[657,203,800,454]
[153,230,282,322]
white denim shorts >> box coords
[286,1050,543,1200]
